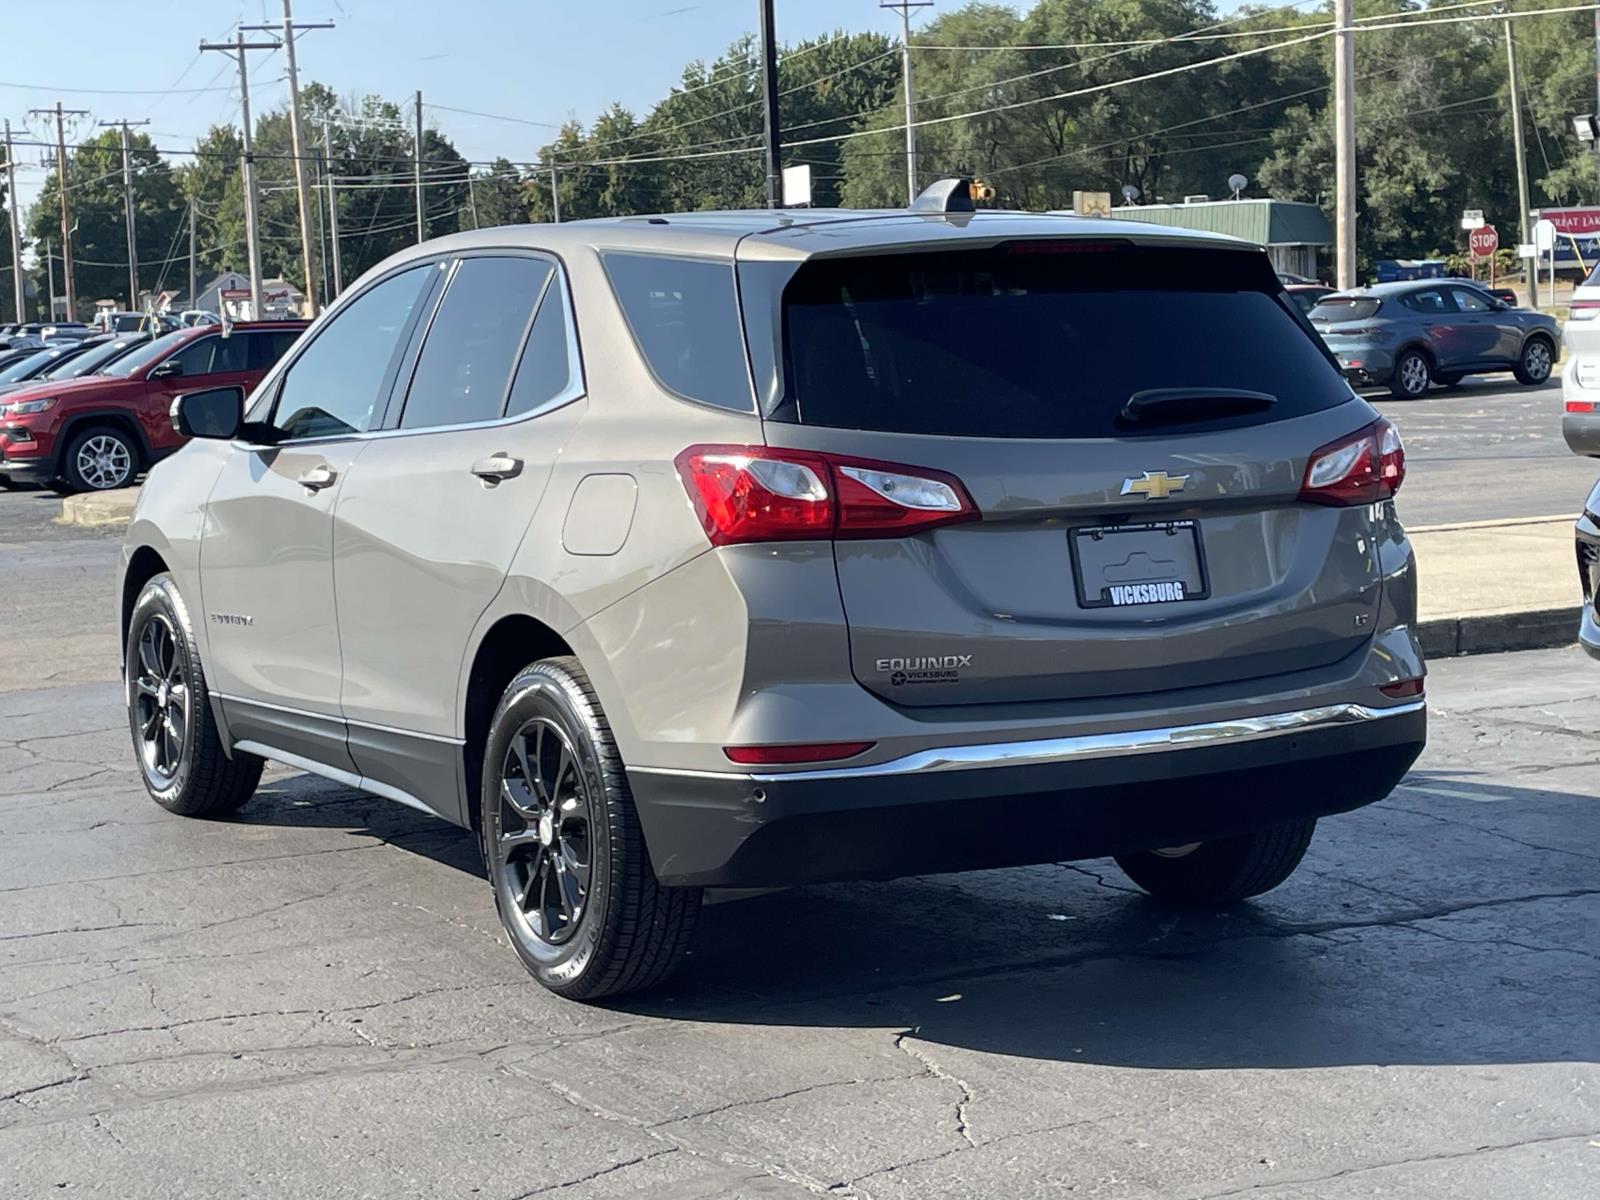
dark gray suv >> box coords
[118,183,1427,999]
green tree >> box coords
[26,129,185,316]
[470,156,528,227]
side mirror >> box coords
[149,359,184,380]
[171,386,244,440]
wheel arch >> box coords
[121,544,172,643]
[459,613,576,833]
[58,408,154,463]
[1394,340,1436,369]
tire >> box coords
[1113,818,1317,904]
[1513,335,1555,386]
[481,657,700,1000]
[61,423,138,492]
[126,573,263,817]
[1388,350,1432,399]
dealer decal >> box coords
[1106,581,1186,606]
[876,654,972,686]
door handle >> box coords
[471,453,523,486]
[297,464,338,493]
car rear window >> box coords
[770,243,1350,439]
[1309,296,1382,322]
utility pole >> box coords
[322,122,341,297]
[44,238,56,318]
[187,197,196,307]
[100,118,150,310]
[201,33,280,319]
[3,120,24,323]
[758,0,781,207]
[243,3,333,318]
[466,170,479,230]
[1332,0,1356,289]
[550,165,561,223]
[30,103,90,318]
[882,1,933,205]
[1506,17,1533,266]
[414,90,425,242]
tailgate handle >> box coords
[1120,388,1276,427]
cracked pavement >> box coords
[1,487,1597,1198]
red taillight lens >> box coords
[676,445,978,545]
[1379,678,1424,699]
[1568,400,1596,413]
[1299,418,1404,506]
[724,741,875,765]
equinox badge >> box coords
[1121,470,1189,500]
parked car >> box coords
[41,322,92,341]
[117,188,1427,999]
[1284,283,1334,315]
[1309,280,1559,398]
[1564,263,1600,455]
[178,310,222,328]
[0,342,93,392]
[0,331,43,353]
[0,321,304,491]
[92,311,153,335]
[0,332,149,396]
[1576,477,1600,655]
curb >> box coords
[57,488,139,528]
[1417,607,1580,659]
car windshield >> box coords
[45,337,145,379]
[0,348,62,383]
[99,329,191,377]
[1309,297,1383,322]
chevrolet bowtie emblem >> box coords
[1120,470,1190,500]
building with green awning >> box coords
[1107,198,1332,282]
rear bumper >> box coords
[1330,347,1394,385]
[628,699,1426,887]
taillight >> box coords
[1570,300,1600,322]
[1379,678,1424,699]
[724,741,875,765]
[1569,400,1597,413]
[675,444,978,545]
[1299,418,1404,506]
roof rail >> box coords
[910,178,975,214]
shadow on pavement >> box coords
[238,768,1600,1071]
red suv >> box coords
[0,321,306,491]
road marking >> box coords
[1409,514,1574,533]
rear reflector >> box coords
[1379,678,1425,699]
[1568,400,1596,413]
[676,444,977,545]
[1299,418,1405,506]
[724,741,875,765]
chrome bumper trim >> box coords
[633,699,1425,785]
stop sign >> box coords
[1469,225,1499,257]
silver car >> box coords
[119,182,1427,999]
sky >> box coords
[1,0,929,217]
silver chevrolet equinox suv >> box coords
[119,181,1426,999]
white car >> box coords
[1563,262,1600,455]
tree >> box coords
[26,129,185,316]
[470,157,528,228]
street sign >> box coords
[1461,208,1485,231]
[780,163,812,208]
[1468,225,1498,257]
[1534,218,1557,250]
[1517,243,1538,259]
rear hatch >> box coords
[1307,294,1385,349]
[750,238,1386,707]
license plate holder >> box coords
[1070,520,1211,609]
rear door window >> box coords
[505,272,580,418]
[602,253,752,412]
[771,243,1352,438]
[1400,288,1454,314]
[399,256,553,430]
[248,329,303,371]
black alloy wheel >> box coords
[493,717,594,947]
[132,612,188,785]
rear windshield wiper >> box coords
[1119,388,1277,427]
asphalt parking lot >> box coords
[1369,375,1595,526]
[2,462,1599,1197]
